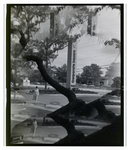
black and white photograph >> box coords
[6,4,124,146]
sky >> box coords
[51,7,121,76]
[12,5,121,77]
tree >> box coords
[111,77,121,88]
[76,74,82,84]
[54,64,67,83]
[80,64,103,85]
[104,38,121,49]
[11,5,99,90]
[9,5,122,145]
[27,69,43,83]
[11,5,60,90]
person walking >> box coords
[32,86,39,104]
[31,118,38,138]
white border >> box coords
[3,4,6,147]
[1,1,130,150]
[124,4,127,147]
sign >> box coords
[71,41,77,85]
[66,40,77,88]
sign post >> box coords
[66,40,77,89]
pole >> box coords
[45,38,49,91]
[66,40,77,89]
[66,40,73,89]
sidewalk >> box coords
[11,91,61,133]
[12,123,67,144]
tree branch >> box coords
[49,44,68,56]
[48,112,76,135]
[23,55,77,102]
[11,28,28,48]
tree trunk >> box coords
[23,55,77,102]
[23,55,121,145]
